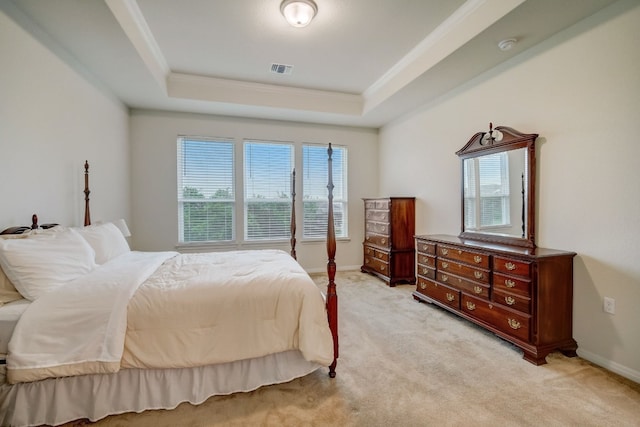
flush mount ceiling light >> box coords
[280,0,318,27]
[498,38,518,51]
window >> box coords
[302,144,348,239]
[243,141,294,241]
[177,137,235,243]
[463,152,510,230]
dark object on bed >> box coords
[0,214,57,235]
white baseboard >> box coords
[577,349,640,384]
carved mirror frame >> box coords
[456,124,538,248]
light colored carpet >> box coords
[68,271,640,427]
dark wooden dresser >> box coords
[361,197,415,286]
[413,234,577,365]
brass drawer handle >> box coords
[366,236,371,241]
[366,248,372,255]
[441,248,449,256]
[507,318,521,330]
[420,282,427,290]
[381,225,386,232]
[505,279,516,288]
[457,250,462,255]
[505,296,516,305]
[441,262,449,269]
[446,293,455,302]
[381,238,386,245]
[474,271,484,280]
[474,255,482,263]
[365,259,370,264]
[466,301,476,310]
[422,267,428,274]
[441,274,449,282]
[505,262,517,271]
[473,286,482,294]
[380,265,385,271]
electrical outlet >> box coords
[604,297,615,314]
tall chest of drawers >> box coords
[413,234,577,365]
[361,197,415,286]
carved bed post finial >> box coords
[31,214,38,230]
[326,143,338,378]
[290,168,297,260]
[84,161,91,226]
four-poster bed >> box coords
[0,145,339,426]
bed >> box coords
[0,146,339,426]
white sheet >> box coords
[0,299,29,356]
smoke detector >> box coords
[498,38,517,51]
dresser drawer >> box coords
[417,253,435,268]
[417,265,436,280]
[437,271,489,300]
[494,256,531,278]
[493,272,531,297]
[364,233,390,248]
[416,240,436,256]
[461,294,531,342]
[437,259,490,284]
[365,221,390,235]
[492,289,531,314]
[437,244,489,269]
[363,255,389,277]
[416,277,460,309]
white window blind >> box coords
[177,138,235,243]
[243,141,293,241]
[464,152,510,230]
[302,144,348,239]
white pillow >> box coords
[0,228,97,301]
[77,222,130,264]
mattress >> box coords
[0,299,29,357]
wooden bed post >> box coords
[290,168,297,260]
[326,144,338,378]
[84,161,91,226]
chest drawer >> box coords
[438,259,490,284]
[416,277,460,309]
[364,245,389,262]
[365,233,390,248]
[437,244,489,269]
[366,209,389,222]
[494,256,531,278]
[437,271,489,300]
[366,221,390,235]
[363,254,389,277]
[461,294,531,342]
[493,272,531,297]
[416,240,436,255]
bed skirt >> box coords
[0,350,322,427]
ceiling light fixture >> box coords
[280,0,317,28]
[498,38,517,51]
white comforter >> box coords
[7,250,334,384]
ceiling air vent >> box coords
[270,63,293,75]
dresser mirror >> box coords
[456,124,538,248]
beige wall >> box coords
[0,7,130,230]
[129,110,378,272]
[379,0,640,381]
